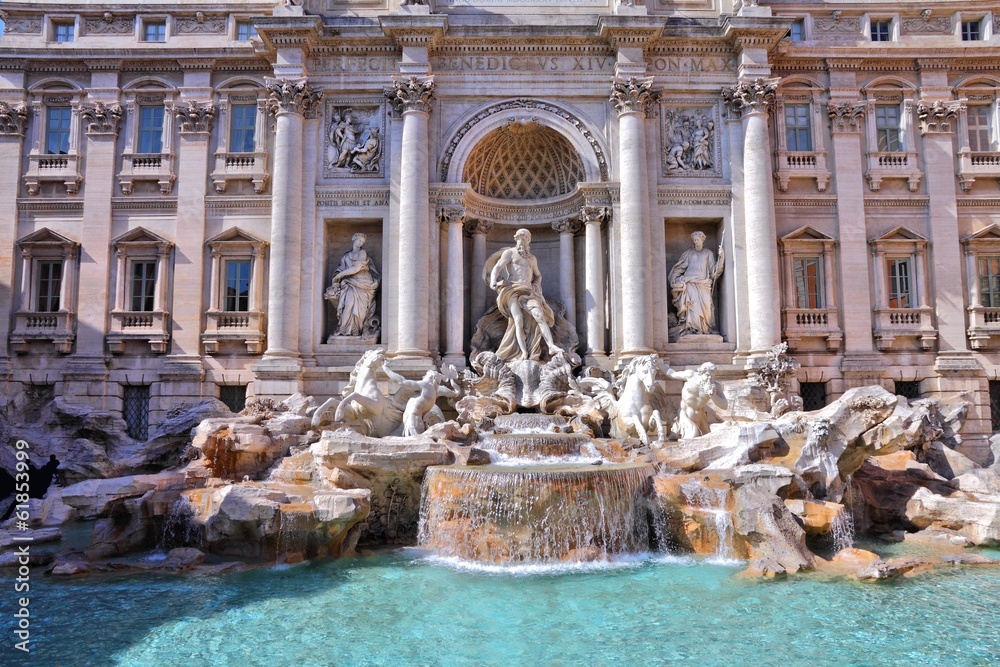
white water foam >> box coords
[410,549,694,576]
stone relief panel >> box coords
[323,101,385,179]
[660,103,721,178]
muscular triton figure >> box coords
[488,228,563,362]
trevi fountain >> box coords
[2,226,1000,665]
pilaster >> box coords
[0,99,27,361]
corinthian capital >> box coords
[552,218,582,235]
[827,101,867,133]
[610,77,660,117]
[463,218,494,236]
[438,207,465,225]
[580,206,609,226]
[918,99,965,134]
[80,102,123,136]
[265,77,324,117]
[721,78,778,118]
[175,101,216,133]
[385,76,435,114]
[0,102,28,136]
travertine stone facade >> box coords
[2,0,1000,461]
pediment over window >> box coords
[781,225,835,242]
[964,224,1000,243]
[112,226,172,249]
[17,228,78,250]
[207,226,267,250]
[871,226,927,244]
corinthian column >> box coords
[552,218,582,328]
[611,77,659,359]
[465,218,494,326]
[263,78,322,359]
[440,207,466,367]
[723,78,781,356]
[385,76,435,360]
[581,206,608,365]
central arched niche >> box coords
[462,118,586,201]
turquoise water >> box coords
[8,549,1000,667]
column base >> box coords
[442,353,467,371]
[933,352,983,373]
[615,348,657,370]
[251,355,304,400]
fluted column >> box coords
[723,78,781,356]
[582,206,608,364]
[385,76,435,359]
[263,78,322,358]
[440,207,466,366]
[611,77,659,358]
[552,218,582,328]
[465,218,494,326]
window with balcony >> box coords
[52,22,75,43]
[779,226,841,350]
[118,89,175,195]
[963,225,1000,348]
[236,21,257,41]
[25,92,84,195]
[143,21,166,42]
[871,20,891,42]
[864,86,920,191]
[871,227,935,351]
[107,228,172,354]
[203,228,268,354]
[212,89,268,194]
[774,84,831,192]
[957,86,1000,191]
[45,107,72,154]
[12,229,79,354]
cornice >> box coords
[205,196,272,210]
[957,198,1000,207]
[864,197,929,207]
[379,14,448,49]
[252,15,325,54]
[17,199,84,213]
[774,197,837,207]
[315,188,390,208]
[111,198,178,211]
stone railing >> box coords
[24,153,82,195]
[865,151,921,192]
[967,305,1000,349]
[119,151,175,194]
[774,150,831,192]
[11,310,75,353]
[873,306,936,350]
[211,150,269,194]
[203,309,265,353]
[782,307,842,350]
[958,150,1000,192]
[107,310,170,353]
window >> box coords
[130,260,157,312]
[784,104,812,152]
[800,382,826,411]
[123,385,150,440]
[886,257,912,308]
[219,385,248,413]
[789,20,804,42]
[990,381,1000,432]
[143,21,166,42]
[36,261,63,313]
[871,21,891,42]
[894,381,920,400]
[53,22,75,43]
[229,104,257,153]
[225,259,251,312]
[968,106,994,152]
[875,105,902,152]
[236,21,257,41]
[137,106,164,154]
[962,20,983,41]
[793,257,823,309]
[45,107,72,155]
[979,256,1000,307]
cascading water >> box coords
[158,499,201,549]
[418,463,654,563]
[678,479,736,563]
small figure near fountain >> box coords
[382,363,461,436]
[326,232,380,339]
[488,228,563,362]
[669,231,724,340]
[663,361,719,439]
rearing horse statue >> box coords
[608,354,667,446]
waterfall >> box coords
[276,506,312,560]
[831,506,856,552]
[679,479,736,563]
[158,499,201,549]
[477,432,588,459]
[418,463,654,564]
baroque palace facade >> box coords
[1,0,1000,460]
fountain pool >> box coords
[11,546,1000,667]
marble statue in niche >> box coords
[487,228,563,362]
[662,108,716,174]
[326,106,383,175]
[325,232,380,339]
[669,231,724,341]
